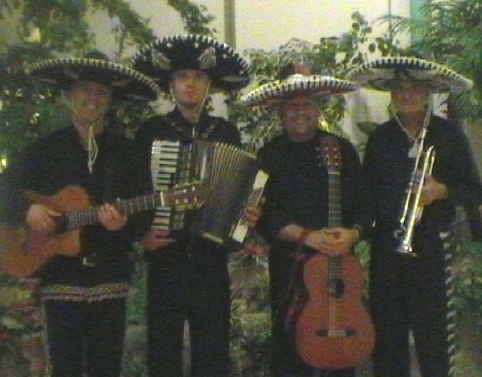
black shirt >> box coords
[136,107,241,150]
[135,107,242,256]
[0,125,152,286]
[364,115,482,235]
[256,130,372,249]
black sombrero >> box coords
[27,56,161,102]
[347,56,473,92]
[132,34,252,92]
[239,74,358,107]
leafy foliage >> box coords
[385,0,482,121]
[167,0,215,36]
[234,12,399,151]
[229,254,271,376]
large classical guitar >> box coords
[0,184,206,278]
[295,136,375,369]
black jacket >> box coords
[0,125,153,285]
[135,107,242,260]
[364,115,482,236]
[256,130,372,252]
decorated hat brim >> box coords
[28,58,161,102]
[347,57,473,92]
[132,34,252,92]
[239,75,358,107]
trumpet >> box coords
[395,124,436,256]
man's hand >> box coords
[304,227,358,256]
[243,206,262,228]
[422,175,448,206]
[26,204,61,233]
[140,229,176,251]
[239,245,266,257]
[98,203,127,231]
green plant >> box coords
[385,0,482,121]
[0,0,215,166]
[233,12,399,150]
[229,253,271,376]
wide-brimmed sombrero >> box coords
[239,73,358,107]
[347,56,473,92]
[132,34,252,92]
[27,55,161,102]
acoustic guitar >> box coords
[0,183,206,278]
[295,136,375,369]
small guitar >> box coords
[0,183,207,278]
[295,136,375,369]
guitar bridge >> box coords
[316,329,356,337]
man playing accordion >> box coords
[132,34,256,377]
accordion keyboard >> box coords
[150,140,192,231]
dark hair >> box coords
[278,62,312,80]
[83,50,110,61]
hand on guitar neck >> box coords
[0,184,207,277]
[26,202,128,257]
[305,227,359,256]
[280,224,359,256]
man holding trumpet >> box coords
[348,57,482,377]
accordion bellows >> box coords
[151,140,268,247]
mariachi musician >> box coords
[348,57,482,377]
[240,62,373,377]
[0,51,159,377]
[131,34,254,377]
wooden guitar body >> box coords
[0,184,206,278]
[293,135,375,369]
[0,186,90,277]
[295,252,375,369]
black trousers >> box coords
[147,248,230,377]
[369,231,455,377]
[44,298,127,377]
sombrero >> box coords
[132,34,252,92]
[347,56,473,92]
[239,73,358,107]
[27,54,161,102]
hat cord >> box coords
[193,80,212,131]
[87,125,99,174]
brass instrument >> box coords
[395,111,435,256]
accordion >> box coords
[151,139,268,247]
[150,140,192,232]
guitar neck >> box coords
[66,193,160,230]
[328,170,342,228]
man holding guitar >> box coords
[240,63,373,377]
[0,52,160,377]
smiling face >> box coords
[170,69,211,109]
[69,80,112,125]
[279,96,320,142]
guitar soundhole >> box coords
[55,215,68,234]
[329,278,345,298]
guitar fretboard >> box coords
[327,170,342,228]
[66,194,161,230]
